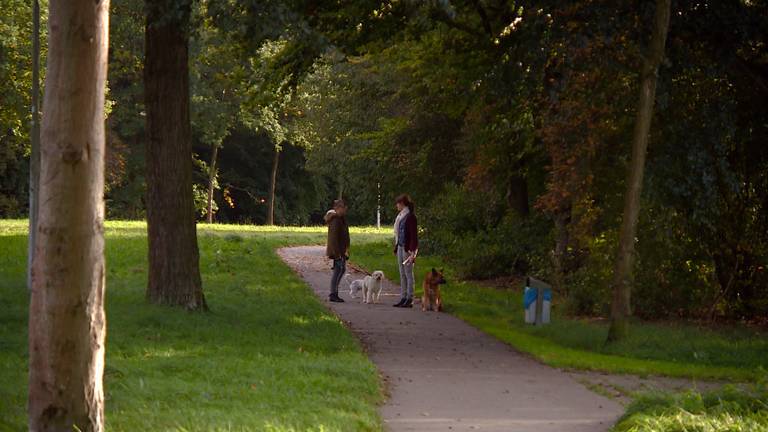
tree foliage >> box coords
[0,0,47,215]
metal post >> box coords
[27,0,41,290]
[376,182,381,229]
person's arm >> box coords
[393,228,399,255]
[343,221,351,259]
[328,219,340,258]
[406,215,418,253]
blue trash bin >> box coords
[523,278,551,325]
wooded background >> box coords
[2,0,767,322]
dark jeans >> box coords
[330,257,346,296]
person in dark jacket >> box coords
[393,194,418,308]
[325,199,350,302]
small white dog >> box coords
[348,277,365,299]
[362,271,385,304]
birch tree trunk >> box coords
[206,144,219,224]
[607,0,671,342]
[144,0,206,310]
[28,0,109,430]
[266,147,279,225]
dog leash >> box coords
[346,262,372,276]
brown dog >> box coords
[422,268,447,312]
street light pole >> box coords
[28,0,41,290]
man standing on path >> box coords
[325,199,350,303]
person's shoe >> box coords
[393,298,406,307]
[403,298,413,308]
[329,294,345,303]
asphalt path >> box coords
[278,246,623,432]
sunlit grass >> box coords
[612,384,768,432]
[350,241,767,381]
[0,219,389,238]
[0,220,389,431]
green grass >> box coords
[0,220,390,431]
[350,241,767,381]
[612,383,768,432]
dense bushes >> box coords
[420,185,768,322]
[421,185,551,280]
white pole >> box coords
[376,182,381,229]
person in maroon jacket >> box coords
[325,199,350,303]
[393,194,418,308]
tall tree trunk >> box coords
[266,147,280,225]
[551,207,571,293]
[206,144,219,224]
[28,1,109,430]
[607,0,671,343]
[144,0,206,310]
[709,251,740,322]
[507,173,530,217]
[27,0,41,290]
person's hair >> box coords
[333,199,347,209]
[395,194,414,214]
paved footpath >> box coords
[278,246,623,432]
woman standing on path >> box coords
[393,194,418,308]
[326,199,350,303]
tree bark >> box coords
[206,144,219,224]
[28,0,109,430]
[266,147,280,225]
[507,173,530,217]
[709,252,740,322]
[144,0,206,310]
[551,207,571,294]
[607,0,671,343]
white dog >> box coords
[362,271,385,304]
[348,276,365,300]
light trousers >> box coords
[397,246,415,300]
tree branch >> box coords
[470,0,493,36]
[429,8,486,41]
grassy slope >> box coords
[0,220,389,431]
[351,241,767,381]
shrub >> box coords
[422,185,551,280]
[563,231,615,316]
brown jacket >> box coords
[325,210,350,259]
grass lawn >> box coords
[0,220,389,431]
[350,241,767,382]
[612,383,768,432]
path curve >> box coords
[278,246,623,432]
